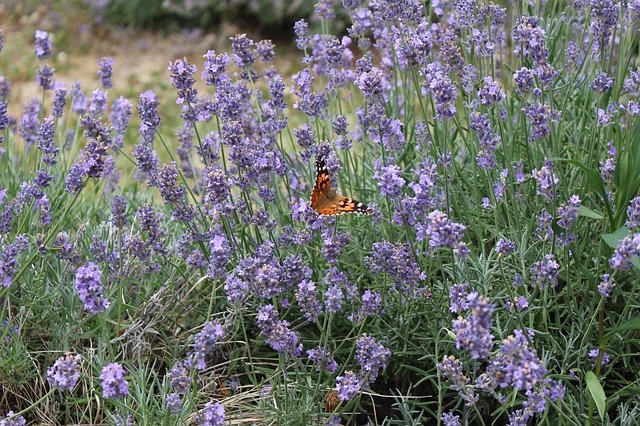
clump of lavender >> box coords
[307,346,338,373]
[0,411,26,426]
[588,348,611,366]
[609,233,640,270]
[590,72,614,93]
[524,103,560,140]
[335,371,361,401]
[417,210,467,255]
[35,64,54,91]
[0,234,29,287]
[598,273,615,297]
[165,393,183,414]
[449,283,470,313]
[98,57,114,89]
[477,76,505,106]
[74,262,109,314]
[452,293,494,359]
[366,241,425,294]
[355,334,391,386]
[186,320,224,370]
[200,400,225,425]
[532,161,558,200]
[47,354,82,391]
[372,161,405,197]
[626,196,640,229]
[34,30,52,59]
[256,304,302,357]
[530,254,560,288]
[100,363,130,399]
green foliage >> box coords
[101,0,315,31]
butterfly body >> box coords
[310,155,372,216]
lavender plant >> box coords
[1,0,640,424]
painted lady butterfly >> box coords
[310,155,372,216]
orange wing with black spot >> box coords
[310,155,372,216]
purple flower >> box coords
[200,400,224,426]
[256,305,302,357]
[512,16,548,63]
[202,50,230,87]
[165,393,183,414]
[477,76,505,106]
[536,63,559,89]
[557,195,581,230]
[70,82,87,114]
[36,117,58,164]
[156,162,186,205]
[609,233,640,270]
[590,72,614,93]
[0,234,29,287]
[373,161,405,197]
[0,411,26,426]
[524,103,560,140]
[588,348,611,366]
[423,64,458,119]
[437,355,469,391]
[417,210,466,254]
[19,98,41,147]
[321,229,349,264]
[355,334,390,385]
[294,19,310,50]
[230,34,256,69]
[74,262,109,314]
[449,283,470,313]
[367,241,426,294]
[452,292,494,359]
[207,234,231,279]
[52,82,67,118]
[487,329,546,390]
[137,90,161,143]
[98,57,114,89]
[47,354,82,391]
[625,196,640,229]
[357,67,389,101]
[470,112,500,170]
[111,196,128,229]
[442,412,461,426]
[513,67,535,95]
[256,39,275,62]
[100,363,130,399]
[186,320,224,370]
[109,97,132,147]
[532,161,558,200]
[496,238,516,255]
[89,88,108,116]
[324,283,344,314]
[589,0,618,56]
[0,76,9,103]
[168,58,198,106]
[530,254,560,288]
[307,346,338,373]
[34,30,52,59]
[295,280,322,322]
[169,361,191,394]
[36,64,55,90]
[336,371,361,401]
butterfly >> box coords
[310,155,372,216]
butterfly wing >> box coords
[311,155,372,216]
[317,195,372,216]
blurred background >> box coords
[0,0,334,116]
